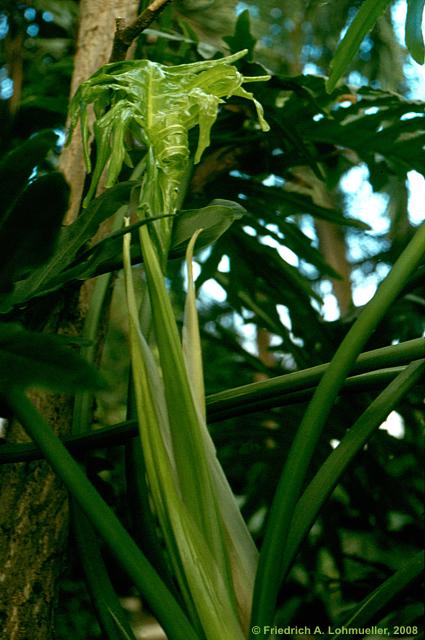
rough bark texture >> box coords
[0,2,139,638]
[0,397,72,640]
[0,290,85,640]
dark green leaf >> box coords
[253,217,341,279]
[227,177,370,229]
[0,323,105,392]
[52,181,136,272]
[0,130,59,221]
[19,95,69,115]
[72,197,244,278]
[3,182,135,310]
[26,213,174,293]
[3,199,245,304]
[223,10,257,60]
[0,172,69,291]
[343,551,425,628]
[327,0,392,92]
[297,89,425,179]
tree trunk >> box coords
[61,0,140,224]
[0,293,85,640]
[0,3,139,638]
[0,396,73,640]
[315,218,352,316]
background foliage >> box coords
[0,1,424,638]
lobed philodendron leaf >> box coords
[68,50,269,261]
[223,10,257,60]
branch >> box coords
[109,0,173,62]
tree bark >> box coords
[0,3,139,639]
[0,292,86,640]
[0,396,73,640]
[60,0,140,224]
[315,218,352,316]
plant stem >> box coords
[281,359,425,590]
[208,366,407,422]
[207,337,425,412]
[0,367,406,464]
[71,265,138,639]
[340,551,424,629]
[250,221,425,633]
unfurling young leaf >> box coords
[72,50,269,639]
[68,50,269,262]
[123,222,257,639]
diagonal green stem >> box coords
[337,550,424,632]
[208,366,407,422]
[280,359,425,592]
[207,337,425,414]
[71,264,138,639]
[0,367,406,464]
[71,505,137,640]
[1,338,424,464]
[5,388,199,640]
[250,221,425,633]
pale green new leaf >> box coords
[123,225,194,612]
[181,229,258,628]
[183,229,206,419]
[81,50,270,639]
[123,225,248,638]
[68,50,269,261]
[184,230,258,626]
[138,223,225,544]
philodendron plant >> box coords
[69,50,270,639]
[69,49,269,261]
[2,13,424,640]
